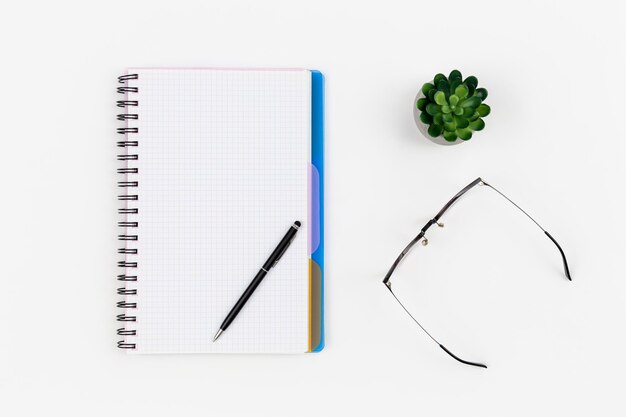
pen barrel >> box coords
[221,269,268,330]
[219,222,300,333]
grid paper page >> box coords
[126,68,311,353]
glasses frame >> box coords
[382,177,571,368]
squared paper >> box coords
[124,68,311,353]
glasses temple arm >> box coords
[385,284,488,369]
[544,231,572,281]
[481,180,572,281]
[439,344,487,369]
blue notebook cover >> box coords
[310,70,324,352]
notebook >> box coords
[116,68,324,353]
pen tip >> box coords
[213,329,223,342]
[294,221,301,227]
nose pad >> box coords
[421,237,428,246]
[436,222,444,228]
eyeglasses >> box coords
[382,177,571,368]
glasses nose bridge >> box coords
[421,218,444,246]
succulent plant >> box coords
[416,70,490,142]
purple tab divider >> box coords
[309,164,320,255]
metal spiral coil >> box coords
[116,100,138,108]
[118,195,138,201]
[117,168,138,174]
[118,74,138,82]
[117,274,137,282]
[117,86,138,94]
[117,301,137,309]
[117,314,136,322]
[117,73,139,350]
[118,248,138,254]
[117,341,136,349]
[118,221,138,227]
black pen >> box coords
[213,221,302,342]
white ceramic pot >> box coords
[413,89,465,146]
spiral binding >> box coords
[117,73,139,350]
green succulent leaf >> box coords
[455,84,468,100]
[468,111,480,121]
[436,80,450,97]
[426,103,441,115]
[433,73,447,84]
[449,69,462,81]
[475,88,488,100]
[434,91,447,105]
[442,113,454,123]
[449,95,459,106]
[460,96,481,109]
[464,76,478,88]
[453,107,464,116]
[454,116,469,128]
[467,83,476,97]
[428,89,437,101]
[469,118,485,131]
[449,78,462,94]
[462,107,474,117]
[428,124,443,137]
[457,127,472,140]
[443,131,458,142]
[477,104,491,117]
[419,111,433,125]
[441,105,452,114]
[417,98,428,111]
[421,83,435,95]
[444,121,457,132]
[433,113,444,125]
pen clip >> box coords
[274,235,296,267]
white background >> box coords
[1,0,625,415]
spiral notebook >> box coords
[116,68,324,353]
